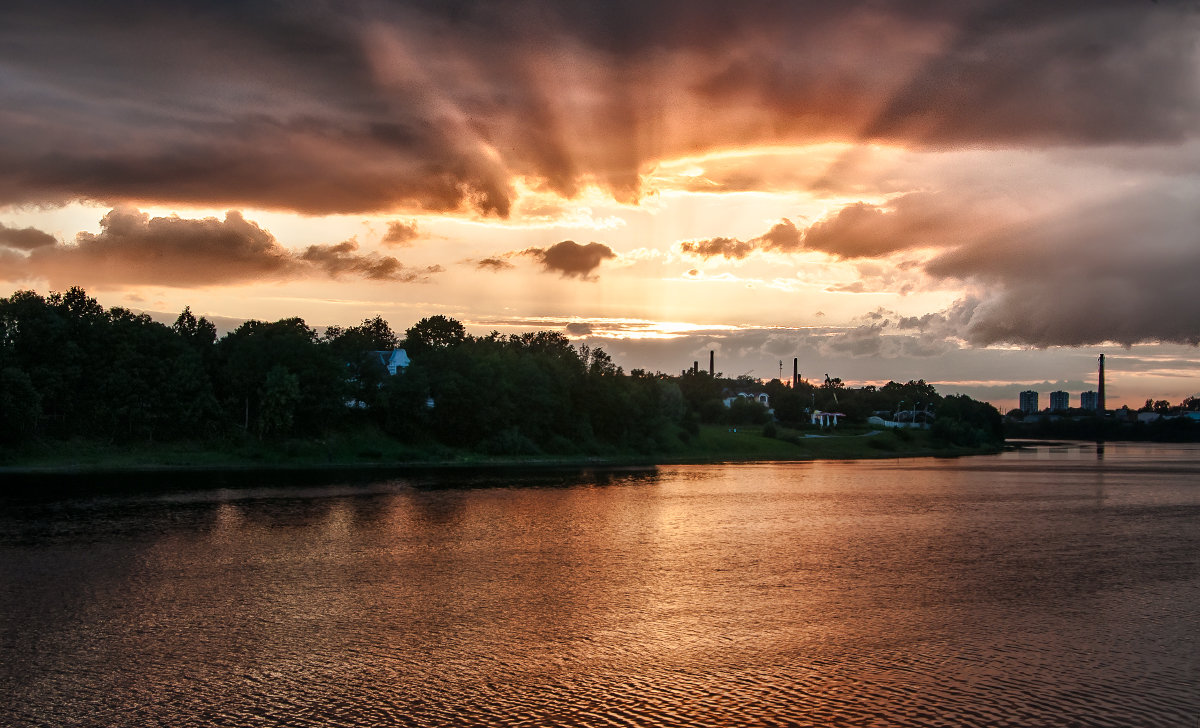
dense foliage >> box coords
[0,287,1006,455]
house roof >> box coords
[372,349,410,369]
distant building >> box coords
[1081,391,1099,411]
[1019,390,1039,414]
[722,392,770,409]
[1049,391,1070,411]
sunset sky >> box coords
[2,1,1199,411]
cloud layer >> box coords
[0,222,57,250]
[926,186,1200,347]
[0,208,437,287]
[0,2,1196,215]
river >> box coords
[2,442,1198,727]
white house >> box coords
[373,349,410,375]
[345,349,411,409]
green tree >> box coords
[216,317,343,436]
[932,394,1003,447]
[0,367,41,443]
[172,306,217,351]
[404,315,465,355]
[677,369,724,423]
[259,365,301,438]
[326,315,399,354]
[727,396,770,426]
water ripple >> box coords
[2,455,1198,727]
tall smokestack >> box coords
[793,358,798,388]
[692,361,698,374]
[1098,354,1105,414]
[709,350,714,376]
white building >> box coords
[372,349,410,375]
[1019,390,1039,413]
[811,410,845,427]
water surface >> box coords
[2,443,1198,726]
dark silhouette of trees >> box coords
[326,316,402,412]
[0,287,219,442]
[932,394,1003,446]
[0,367,40,443]
[0,286,1021,455]
[215,317,342,438]
[403,315,466,355]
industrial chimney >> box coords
[793,358,798,389]
[709,350,714,376]
[1098,354,1105,414]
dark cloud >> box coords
[523,240,616,279]
[924,186,1200,347]
[381,220,420,246]
[299,240,441,281]
[759,219,801,251]
[680,218,801,260]
[0,2,1194,214]
[0,222,57,250]
[474,256,515,272]
[0,208,438,287]
[565,322,593,336]
[824,321,891,358]
[679,237,757,260]
[860,4,1200,147]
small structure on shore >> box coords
[811,410,845,428]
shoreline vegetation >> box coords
[2,287,1009,477]
[0,425,1001,477]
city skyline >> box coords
[2,2,1199,412]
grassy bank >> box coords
[0,425,998,475]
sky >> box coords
[2,0,1199,411]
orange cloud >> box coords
[679,218,800,260]
[0,208,439,288]
[381,220,421,246]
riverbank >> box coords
[0,425,999,477]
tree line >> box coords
[0,287,1003,453]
